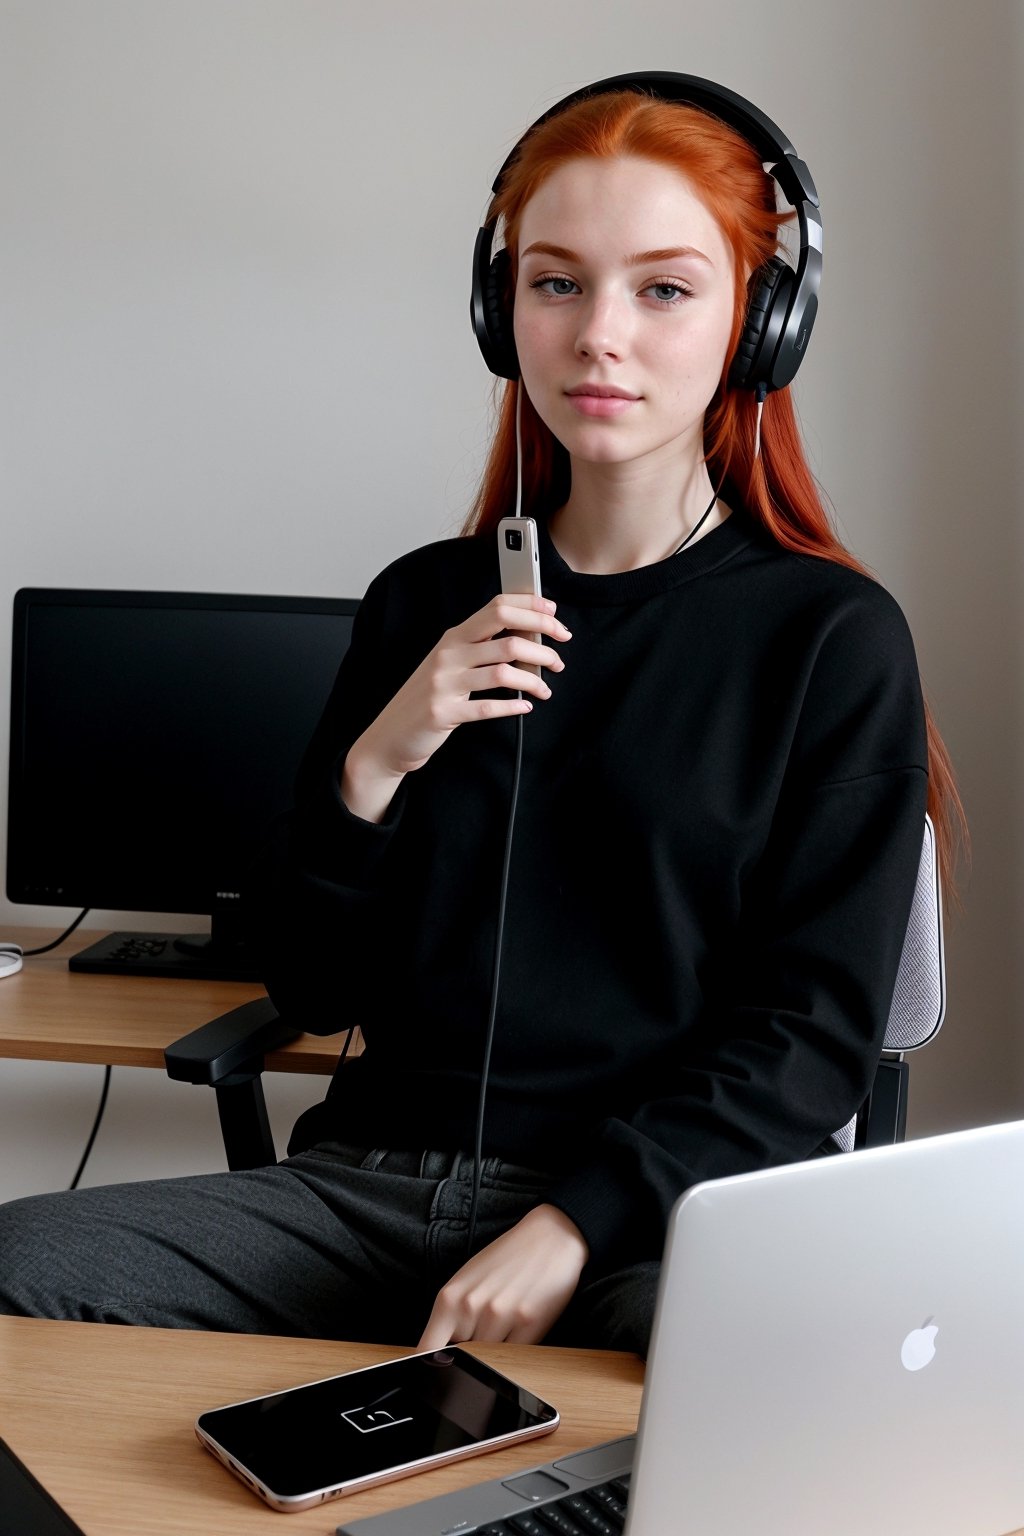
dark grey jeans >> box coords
[0,1144,658,1354]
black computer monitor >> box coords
[7,588,357,978]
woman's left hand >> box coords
[417,1204,589,1349]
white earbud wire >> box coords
[514,386,524,518]
[753,380,768,461]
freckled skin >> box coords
[514,156,736,477]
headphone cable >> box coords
[467,705,524,1256]
[467,387,529,1255]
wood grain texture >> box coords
[0,927,349,1073]
[0,1317,643,1535]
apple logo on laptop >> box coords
[900,1316,939,1371]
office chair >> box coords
[165,818,945,1171]
[832,814,945,1152]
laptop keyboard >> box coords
[472,1473,631,1536]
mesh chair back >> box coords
[831,816,945,1153]
[884,815,945,1051]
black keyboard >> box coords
[67,930,264,981]
[473,1474,631,1536]
[104,935,170,963]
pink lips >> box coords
[565,385,640,419]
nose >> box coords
[574,290,630,362]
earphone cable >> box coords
[753,379,768,460]
[466,383,529,1252]
[467,704,526,1257]
[514,386,524,518]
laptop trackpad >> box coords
[551,1436,636,1481]
[501,1471,570,1502]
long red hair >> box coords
[461,90,965,893]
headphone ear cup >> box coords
[730,257,792,391]
[485,248,519,379]
[471,239,519,380]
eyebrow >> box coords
[520,241,714,268]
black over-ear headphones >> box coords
[471,71,822,392]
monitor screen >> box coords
[7,588,357,975]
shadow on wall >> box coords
[899,8,1024,1133]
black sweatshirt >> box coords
[250,504,928,1270]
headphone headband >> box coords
[472,71,822,392]
[488,72,816,205]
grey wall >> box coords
[1,0,1021,1200]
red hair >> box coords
[461,90,965,895]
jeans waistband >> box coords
[321,1145,553,1186]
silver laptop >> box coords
[339,1120,1024,1536]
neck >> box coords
[548,454,725,575]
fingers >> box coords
[417,1289,550,1350]
[460,595,572,648]
[445,627,566,707]
[364,595,570,786]
[473,635,565,675]
[417,1303,456,1354]
[416,1288,530,1350]
[474,666,552,702]
[415,1210,588,1351]
[429,630,563,714]
[433,599,569,713]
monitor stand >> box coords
[69,915,264,981]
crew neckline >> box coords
[536,500,754,606]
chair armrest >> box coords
[858,1055,911,1148]
[164,997,300,1085]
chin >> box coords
[545,416,640,457]
[562,427,665,467]
[549,434,634,467]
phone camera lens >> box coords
[505,529,523,551]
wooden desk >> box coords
[0,1318,643,1536]
[0,926,347,1075]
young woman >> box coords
[0,76,961,1357]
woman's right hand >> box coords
[340,594,570,823]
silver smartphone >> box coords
[497,515,543,676]
[195,1347,559,1512]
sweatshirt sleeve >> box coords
[546,580,930,1268]
[244,564,415,1033]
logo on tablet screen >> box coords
[341,1405,414,1433]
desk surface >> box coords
[0,1318,643,1536]
[0,926,347,1074]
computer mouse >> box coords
[0,944,24,979]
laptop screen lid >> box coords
[628,1119,1024,1536]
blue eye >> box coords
[643,281,691,305]
[530,275,579,297]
